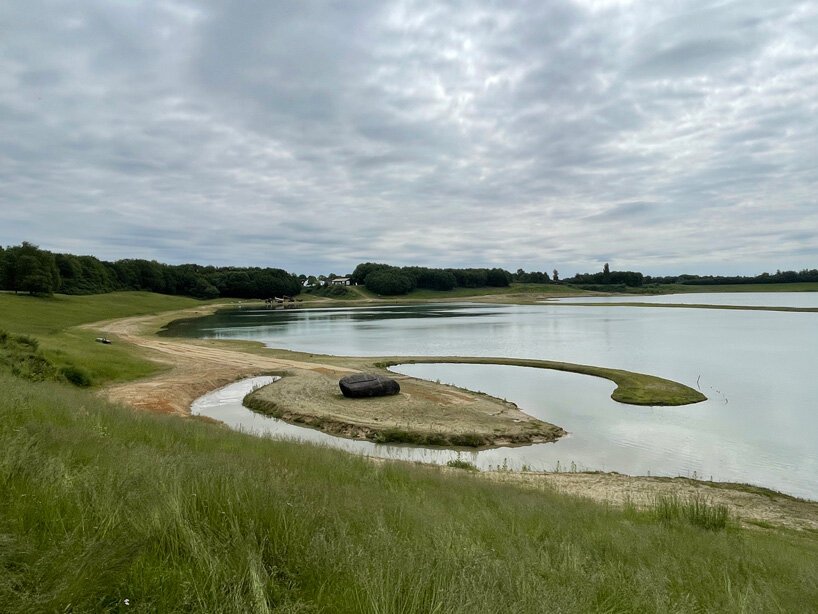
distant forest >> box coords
[563,262,818,290]
[0,242,301,299]
[1,242,816,299]
[350,262,517,295]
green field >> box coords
[2,373,817,612]
[0,292,203,386]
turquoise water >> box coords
[176,301,818,499]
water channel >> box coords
[172,295,818,499]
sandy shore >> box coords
[89,304,818,531]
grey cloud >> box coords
[0,0,816,275]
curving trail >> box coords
[92,307,356,416]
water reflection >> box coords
[180,302,818,499]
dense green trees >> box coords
[645,269,818,285]
[0,242,300,300]
[364,269,416,295]
[513,269,551,283]
[56,254,119,294]
[486,268,513,287]
[350,263,392,286]
[404,267,457,291]
[0,242,61,295]
[352,263,513,296]
[569,267,644,287]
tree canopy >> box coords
[352,263,513,296]
[1,242,300,300]
[0,242,61,295]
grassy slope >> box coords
[0,292,202,385]
[2,374,817,613]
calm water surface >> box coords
[173,300,818,499]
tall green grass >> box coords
[653,494,730,530]
[2,374,817,612]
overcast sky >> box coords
[1,1,816,276]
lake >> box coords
[171,297,818,499]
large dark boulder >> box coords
[339,373,400,398]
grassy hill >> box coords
[0,292,202,386]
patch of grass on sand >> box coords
[653,494,730,530]
[379,357,706,406]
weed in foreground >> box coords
[653,493,730,530]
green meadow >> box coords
[0,292,201,386]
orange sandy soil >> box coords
[88,304,818,531]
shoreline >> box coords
[94,304,704,440]
[88,302,818,527]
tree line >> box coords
[564,263,818,288]
[0,242,301,299]
[350,263,522,296]
[3,241,814,299]
[566,263,644,288]
[643,269,818,285]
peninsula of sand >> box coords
[93,303,704,448]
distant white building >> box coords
[331,277,351,286]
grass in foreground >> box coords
[2,374,816,613]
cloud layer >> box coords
[1,0,816,275]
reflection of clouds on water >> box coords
[193,366,817,501]
[184,303,818,500]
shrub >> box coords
[61,365,93,387]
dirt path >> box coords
[93,307,356,416]
[90,306,818,531]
